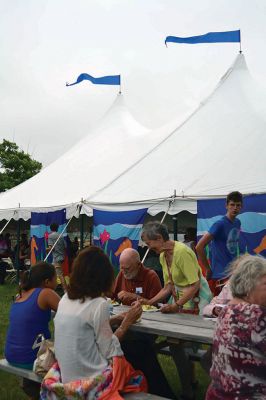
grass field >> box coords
[0,283,210,399]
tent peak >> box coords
[230,52,248,72]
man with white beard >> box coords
[112,248,175,399]
[113,248,162,305]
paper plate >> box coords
[142,306,159,312]
[111,301,120,307]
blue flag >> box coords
[93,208,148,271]
[66,73,120,86]
[165,30,240,45]
[197,194,266,261]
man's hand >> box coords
[131,297,149,307]
[135,297,150,305]
[160,303,180,313]
[117,290,137,303]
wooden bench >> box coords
[0,359,170,399]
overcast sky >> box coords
[1,0,266,166]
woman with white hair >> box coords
[206,254,266,400]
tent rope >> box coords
[44,205,79,262]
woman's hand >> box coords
[114,302,142,341]
[123,301,142,325]
[109,312,127,327]
[213,306,223,316]
[160,303,179,313]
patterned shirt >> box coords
[206,303,266,399]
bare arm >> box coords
[203,284,230,316]
[114,302,142,341]
[140,284,172,305]
[176,280,200,307]
[110,313,125,327]
[195,233,213,273]
[160,280,200,313]
[38,288,61,311]
[117,291,139,304]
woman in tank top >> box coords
[5,261,60,399]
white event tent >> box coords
[0,94,176,221]
[87,53,266,214]
[0,53,266,221]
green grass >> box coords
[157,353,210,399]
[0,283,210,399]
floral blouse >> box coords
[206,303,266,400]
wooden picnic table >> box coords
[112,305,215,344]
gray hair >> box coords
[230,255,266,299]
[141,221,169,241]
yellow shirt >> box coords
[160,241,200,286]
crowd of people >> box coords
[2,191,266,399]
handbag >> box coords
[32,333,56,377]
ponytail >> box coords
[20,269,32,293]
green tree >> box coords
[0,139,42,192]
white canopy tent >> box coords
[86,53,266,214]
[0,95,176,221]
[1,53,265,221]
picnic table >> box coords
[112,305,215,344]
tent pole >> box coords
[89,225,92,245]
[79,201,84,250]
[173,217,178,241]
[0,213,15,235]
[80,214,84,250]
[15,217,21,283]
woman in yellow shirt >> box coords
[141,221,211,313]
[141,221,212,400]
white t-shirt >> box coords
[54,295,123,383]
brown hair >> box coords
[20,262,56,292]
[226,191,243,204]
[67,246,114,302]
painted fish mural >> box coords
[93,208,147,270]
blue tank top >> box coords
[5,288,51,364]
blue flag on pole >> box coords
[197,194,266,265]
[165,30,240,45]
[66,73,121,86]
[93,208,148,271]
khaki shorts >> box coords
[54,262,64,276]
